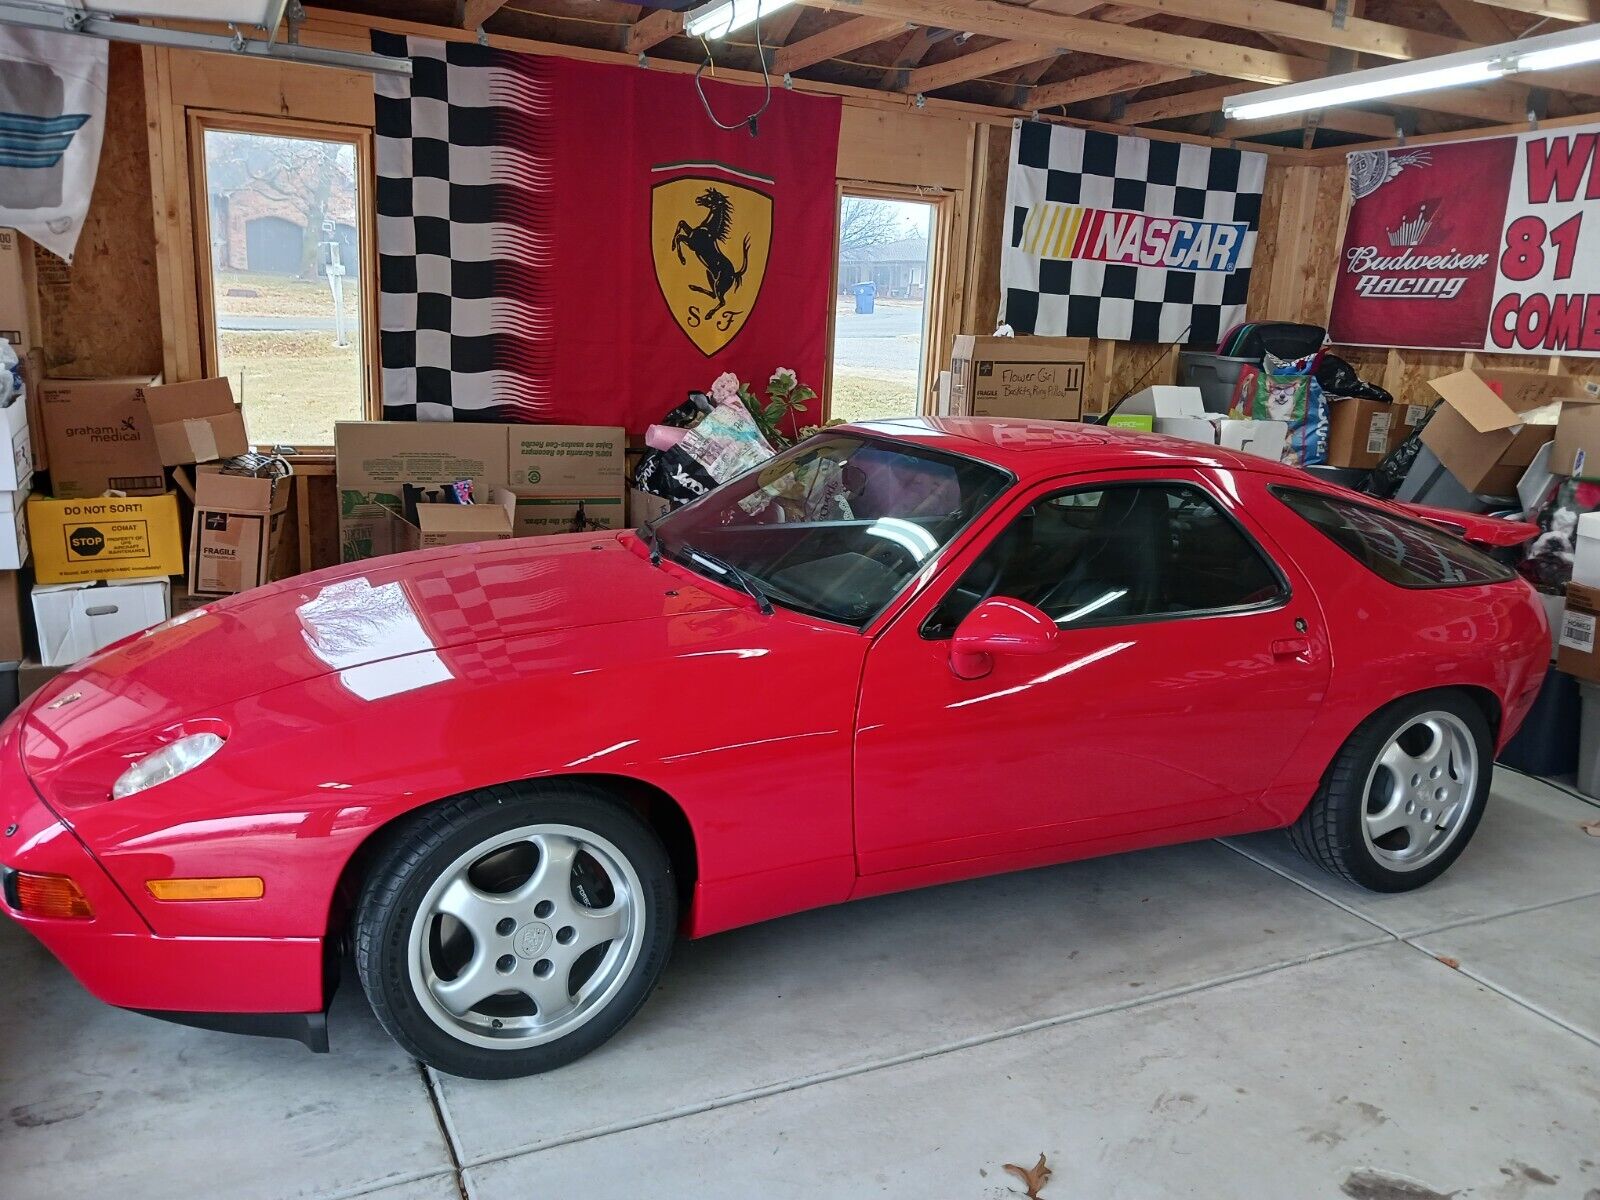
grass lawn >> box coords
[828,368,920,424]
[217,329,363,448]
[214,270,353,318]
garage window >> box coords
[923,482,1287,637]
[194,120,371,449]
[1274,488,1514,588]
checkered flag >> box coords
[999,120,1266,346]
[371,32,553,422]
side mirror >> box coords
[949,597,1058,680]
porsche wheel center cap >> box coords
[513,921,553,960]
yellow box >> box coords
[27,492,185,584]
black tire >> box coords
[354,781,676,1079]
[1288,690,1492,892]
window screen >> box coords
[924,482,1287,637]
[1274,488,1514,588]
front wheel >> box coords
[354,783,677,1079]
[1289,692,1492,892]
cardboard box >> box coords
[0,569,26,662]
[39,376,165,498]
[1217,418,1288,461]
[1118,386,1214,443]
[32,577,169,667]
[336,422,628,560]
[628,486,672,527]
[512,494,626,538]
[1419,370,1575,497]
[508,426,626,494]
[383,488,517,553]
[1326,398,1397,470]
[28,492,184,584]
[20,347,42,472]
[0,393,31,492]
[0,478,30,571]
[0,228,37,355]
[16,657,65,701]
[1549,383,1600,477]
[1557,582,1600,682]
[335,422,509,561]
[146,377,250,466]
[186,465,292,597]
[949,335,1093,421]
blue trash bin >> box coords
[852,282,877,315]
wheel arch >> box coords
[323,772,701,952]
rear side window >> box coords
[1274,488,1514,588]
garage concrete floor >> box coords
[3,769,1597,1200]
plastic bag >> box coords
[1230,351,1328,467]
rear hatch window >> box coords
[1274,487,1515,588]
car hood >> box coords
[21,532,732,760]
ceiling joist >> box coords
[1029,62,1196,109]
[461,0,509,28]
[1112,0,1474,61]
[772,15,909,75]
[903,39,1060,93]
[625,6,683,55]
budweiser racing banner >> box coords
[1329,124,1600,357]
[372,34,841,429]
[999,120,1266,345]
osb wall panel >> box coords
[838,105,974,192]
[34,42,163,377]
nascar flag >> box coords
[0,28,107,262]
[373,35,841,430]
[1329,124,1600,356]
[999,120,1266,346]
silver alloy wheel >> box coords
[1360,710,1479,872]
[406,823,646,1050]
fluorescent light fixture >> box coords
[683,0,798,39]
[1224,21,1600,121]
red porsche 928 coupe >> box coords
[0,418,1548,1078]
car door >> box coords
[852,467,1331,879]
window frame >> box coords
[186,110,381,456]
[1270,485,1517,591]
[919,476,1293,641]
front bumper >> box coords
[0,708,327,1024]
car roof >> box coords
[841,416,1307,484]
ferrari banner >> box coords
[1329,124,1600,357]
[372,35,840,430]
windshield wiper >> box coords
[678,543,774,615]
[637,520,663,567]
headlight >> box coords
[112,733,226,800]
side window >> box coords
[923,482,1287,638]
[1273,487,1515,588]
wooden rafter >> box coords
[1222,108,1401,138]
[1112,0,1474,61]
[1122,82,1244,122]
[797,0,1329,85]
[625,6,683,54]
[462,0,510,27]
[757,5,806,49]
[903,39,1060,92]
[1029,62,1196,108]
[772,15,908,74]
[878,26,949,87]
[1462,0,1595,19]
[1434,0,1519,41]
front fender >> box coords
[34,607,867,940]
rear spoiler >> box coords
[1385,499,1539,549]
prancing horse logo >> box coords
[651,170,773,356]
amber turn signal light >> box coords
[146,876,265,901]
[14,872,93,919]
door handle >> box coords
[1270,637,1310,658]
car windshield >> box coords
[652,433,1011,626]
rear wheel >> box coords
[1289,692,1491,891]
[354,783,676,1079]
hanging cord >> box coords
[694,0,773,136]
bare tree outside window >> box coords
[202,128,366,448]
